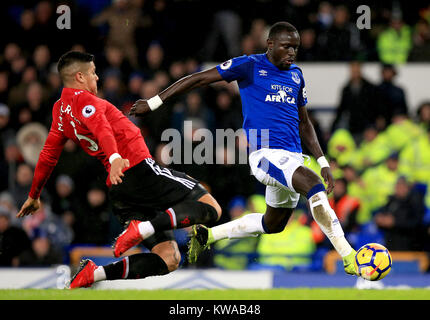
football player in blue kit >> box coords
[130,22,358,276]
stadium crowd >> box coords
[0,0,429,272]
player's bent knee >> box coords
[263,207,293,234]
[152,242,181,272]
[163,251,180,272]
[263,218,289,234]
[198,194,222,221]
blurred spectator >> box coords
[153,70,170,89]
[0,71,10,104]
[15,9,38,54]
[142,42,167,79]
[207,146,256,217]
[125,72,144,101]
[342,164,365,201]
[21,198,73,252]
[17,233,63,266]
[381,111,424,155]
[0,205,31,266]
[0,103,15,151]
[317,5,363,61]
[2,43,22,69]
[315,1,334,33]
[16,122,48,168]
[213,89,242,130]
[374,64,408,130]
[121,72,144,114]
[33,1,56,41]
[350,124,391,171]
[252,211,316,271]
[416,101,430,131]
[11,163,34,210]
[331,61,377,140]
[91,0,145,68]
[51,140,104,198]
[296,28,318,61]
[327,128,356,167]
[7,48,28,92]
[0,104,15,191]
[398,126,430,184]
[0,192,17,217]
[280,0,314,31]
[328,178,360,233]
[172,91,215,134]
[101,68,125,107]
[8,65,37,108]
[374,176,426,251]
[377,15,412,64]
[51,174,79,218]
[241,34,257,56]
[138,80,168,143]
[32,45,51,85]
[408,19,430,61]
[359,153,401,224]
[45,67,63,107]
[73,185,119,245]
[141,0,175,53]
[12,82,51,130]
[168,60,187,84]
[201,4,242,61]
[247,19,268,54]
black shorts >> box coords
[109,158,208,250]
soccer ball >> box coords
[354,243,392,281]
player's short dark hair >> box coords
[57,51,95,74]
[268,22,298,39]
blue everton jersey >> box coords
[216,53,308,153]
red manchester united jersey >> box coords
[29,88,152,198]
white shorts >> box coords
[249,148,305,208]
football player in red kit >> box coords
[17,51,222,288]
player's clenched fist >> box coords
[110,157,130,185]
[321,167,334,194]
[129,99,151,117]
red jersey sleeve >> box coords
[75,94,119,160]
[29,105,67,199]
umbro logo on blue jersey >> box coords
[258,69,267,76]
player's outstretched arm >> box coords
[129,67,223,117]
[298,106,334,193]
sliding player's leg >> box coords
[69,234,179,288]
[110,160,222,258]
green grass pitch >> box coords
[1,288,430,300]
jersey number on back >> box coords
[70,120,99,151]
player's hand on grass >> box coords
[321,167,334,194]
[129,99,151,117]
[110,157,130,185]
[17,197,40,218]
